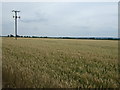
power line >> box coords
[12,10,20,40]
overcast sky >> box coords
[2,2,118,37]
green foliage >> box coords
[2,38,119,88]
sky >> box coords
[1,2,118,37]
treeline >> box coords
[7,34,48,38]
[49,37,120,40]
[6,34,120,40]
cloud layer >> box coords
[2,2,118,37]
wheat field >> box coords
[2,37,119,88]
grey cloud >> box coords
[21,18,48,23]
[21,10,48,23]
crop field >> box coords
[2,37,119,88]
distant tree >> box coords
[24,36,29,38]
[10,34,14,37]
[17,35,20,37]
[44,36,47,38]
[28,36,31,38]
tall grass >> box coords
[2,37,119,88]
